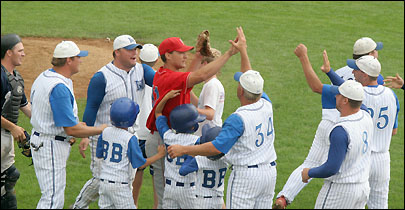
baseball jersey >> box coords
[30,69,79,136]
[193,156,228,197]
[156,116,199,184]
[325,110,374,183]
[363,85,399,152]
[96,127,146,183]
[146,67,192,133]
[83,62,154,127]
[212,96,276,166]
[195,77,225,136]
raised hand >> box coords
[320,50,331,73]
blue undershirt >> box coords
[83,63,155,126]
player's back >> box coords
[194,156,228,197]
[363,85,399,152]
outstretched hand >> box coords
[294,44,307,58]
[384,73,404,89]
[229,26,247,55]
[320,50,331,73]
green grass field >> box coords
[2,1,404,209]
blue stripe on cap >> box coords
[124,44,142,50]
[346,59,359,70]
[375,42,383,51]
[234,72,243,82]
[77,51,88,57]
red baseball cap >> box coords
[158,37,194,55]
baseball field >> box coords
[2,1,403,209]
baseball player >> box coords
[1,33,31,209]
[179,124,228,209]
[301,80,374,208]
[154,89,204,209]
[168,29,278,208]
[384,73,405,90]
[96,97,165,209]
[132,43,159,208]
[329,56,399,209]
[72,35,156,209]
[334,37,384,84]
[190,48,225,136]
[29,41,107,209]
[145,27,243,208]
[273,41,386,209]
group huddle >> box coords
[0,26,401,209]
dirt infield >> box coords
[17,37,194,100]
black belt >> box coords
[247,161,276,168]
[166,179,195,187]
[196,195,222,198]
[100,179,128,185]
[33,131,66,141]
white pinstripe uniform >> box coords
[73,62,146,208]
[97,127,141,209]
[30,69,78,209]
[363,85,398,209]
[162,130,199,209]
[314,110,374,209]
[195,77,225,136]
[276,86,340,203]
[193,155,228,209]
[335,65,355,81]
[225,98,277,209]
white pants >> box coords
[1,128,15,174]
[226,164,277,209]
[315,180,369,209]
[367,151,390,209]
[98,180,136,209]
[31,133,71,209]
[196,195,224,209]
[162,181,197,209]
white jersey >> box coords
[134,85,152,140]
[30,69,78,136]
[363,85,398,153]
[195,77,225,136]
[194,156,228,197]
[335,65,355,81]
[98,127,137,183]
[93,62,145,127]
[225,98,276,166]
[326,110,374,183]
[163,130,200,184]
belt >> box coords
[33,131,66,141]
[196,195,222,198]
[248,161,277,168]
[100,179,128,185]
[166,179,195,187]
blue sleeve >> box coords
[261,92,271,103]
[127,136,147,169]
[156,116,170,139]
[211,114,244,154]
[179,155,198,176]
[326,68,345,86]
[83,72,106,126]
[142,64,155,87]
[377,74,384,85]
[308,126,348,178]
[50,84,78,127]
[393,90,400,129]
[321,84,339,109]
[96,134,104,158]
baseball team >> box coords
[0,26,401,209]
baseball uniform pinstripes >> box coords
[326,110,373,184]
[98,181,136,209]
[225,98,276,165]
[335,66,355,81]
[362,85,397,209]
[30,135,72,209]
[363,86,397,153]
[227,165,277,209]
[194,156,228,209]
[162,131,199,209]
[315,181,369,209]
[276,119,336,203]
[30,70,78,136]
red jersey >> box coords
[146,66,193,133]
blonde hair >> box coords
[201,48,221,64]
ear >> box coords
[6,49,13,57]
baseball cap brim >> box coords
[375,42,383,51]
[347,59,359,70]
[234,72,243,82]
[174,45,194,52]
[77,51,89,57]
[123,44,142,50]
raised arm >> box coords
[229,27,250,72]
[155,89,181,118]
[294,44,323,94]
